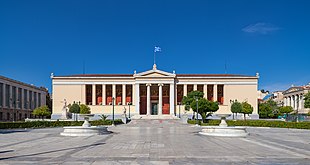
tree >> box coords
[182,91,204,119]
[258,103,272,118]
[69,103,80,113]
[32,105,51,119]
[190,98,219,122]
[279,106,293,117]
[241,102,253,121]
[80,104,91,114]
[231,101,242,120]
[304,92,310,108]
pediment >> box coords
[283,87,302,94]
[134,65,176,78]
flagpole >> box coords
[154,51,156,65]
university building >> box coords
[0,75,48,121]
[283,84,310,114]
[51,65,259,119]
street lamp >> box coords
[112,97,115,126]
[178,102,181,118]
[195,96,199,125]
[128,102,132,120]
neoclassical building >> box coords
[0,75,48,121]
[51,65,259,119]
[283,85,310,114]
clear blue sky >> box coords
[1,0,310,92]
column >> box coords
[146,84,151,115]
[21,88,24,109]
[2,83,6,108]
[122,84,126,105]
[203,84,208,99]
[294,95,298,110]
[183,84,187,96]
[170,83,175,115]
[102,84,106,105]
[132,84,135,106]
[213,84,217,102]
[158,84,163,115]
[112,84,116,105]
[92,84,96,105]
[134,83,139,113]
[283,97,286,106]
[299,95,303,111]
[194,84,197,91]
[289,96,292,107]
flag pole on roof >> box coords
[154,46,161,69]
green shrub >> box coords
[0,119,123,129]
[189,119,310,129]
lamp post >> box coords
[128,102,132,120]
[178,102,181,118]
[112,97,115,126]
[195,96,199,125]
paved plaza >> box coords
[0,120,310,164]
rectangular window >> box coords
[116,85,122,105]
[18,88,22,108]
[187,85,193,94]
[96,85,102,105]
[29,91,32,109]
[34,92,37,108]
[177,85,183,103]
[207,85,214,101]
[86,85,92,105]
[38,93,41,107]
[126,85,132,104]
[0,83,3,107]
[106,85,112,105]
[217,85,224,105]
[12,86,16,108]
[197,85,204,93]
[5,85,10,107]
[24,89,28,109]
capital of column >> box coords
[146,83,152,86]
[158,83,164,86]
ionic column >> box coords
[146,84,151,115]
[92,84,96,105]
[283,97,286,106]
[170,83,175,115]
[158,84,163,115]
[183,84,187,96]
[122,84,126,105]
[213,84,217,102]
[203,84,208,99]
[102,84,106,105]
[134,84,139,113]
[194,84,197,91]
[112,84,116,105]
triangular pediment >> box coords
[283,87,303,94]
[134,65,176,78]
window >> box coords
[86,85,92,105]
[5,85,10,107]
[38,93,41,107]
[177,85,183,103]
[207,85,214,101]
[126,85,132,104]
[18,88,22,108]
[12,86,16,108]
[96,85,102,105]
[29,91,32,109]
[197,85,204,93]
[34,92,37,108]
[0,83,3,107]
[24,89,28,109]
[217,85,224,105]
[187,85,193,94]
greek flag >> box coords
[154,46,161,53]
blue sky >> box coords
[1,0,310,92]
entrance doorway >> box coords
[151,103,158,115]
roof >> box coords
[55,73,256,78]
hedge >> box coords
[188,119,310,129]
[0,119,123,129]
